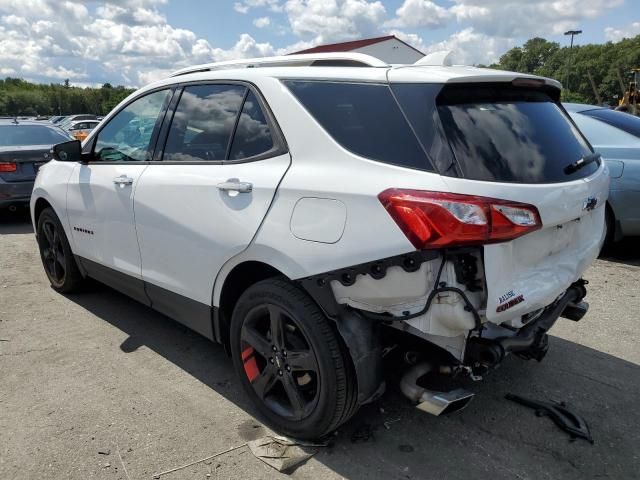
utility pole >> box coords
[564,30,582,94]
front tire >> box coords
[230,278,358,439]
[36,207,85,293]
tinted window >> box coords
[394,83,596,183]
[284,81,432,171]
[391,83,457,175]
[0,125,70,146]
[582,108,640,138]
[229,91,274,160]
[94,89,170,162]
[164,84,246,162]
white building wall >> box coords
[354,39,424,64]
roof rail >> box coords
[169,52,389,77]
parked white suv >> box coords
[31,53,609,439]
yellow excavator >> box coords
[616,67,640,115]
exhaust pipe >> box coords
[400,362,474,416]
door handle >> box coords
[113,175,134,187]
[216,178,253,194]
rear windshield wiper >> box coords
[564,153,600,175]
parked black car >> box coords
[0,120,72,211]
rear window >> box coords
[0,125,70,147]
[284,81,432,171]
[581,108,640,138]
[393,84,598,183]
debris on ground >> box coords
[350,423,374,443]
[383,418,401,430]
[152,443,247,479]
[98,448,111,455]
[506,393,594,444]
[247,435,322,472]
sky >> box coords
[0,0,638,88]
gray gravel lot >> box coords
[1,210,639,480]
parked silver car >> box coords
[565,103,640,241]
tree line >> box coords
[0,78,134,117]
[487,34,640,105]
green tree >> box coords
[0,78,135,116]
[490,34,640,106]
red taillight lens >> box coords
[378,189,541,249]
[0,162,17,173]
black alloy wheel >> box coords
[230,278,358,439]
[37,207,84,293]
[39,217,66,287]
[240,303,321,421]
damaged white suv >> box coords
[31,53,609,439]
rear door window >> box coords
[163,84,246,162]
[229,90,274,160]
[284,80,432,171]
[393,83,598,183]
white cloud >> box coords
[234,0,282,14]
[0,0,633,87]
[604,22,640,42]
[284,0,386,44]
[448,0,623,38]
[421,27,515,66]
[386,0,451,29]
[253,16,271,28]
[0,0,280,86]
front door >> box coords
[66,88,172,302]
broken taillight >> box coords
[378,189,541,249]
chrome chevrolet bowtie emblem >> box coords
[583,197,598,211]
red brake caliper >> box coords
[242,346,260,382]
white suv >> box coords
[31,52,609,439]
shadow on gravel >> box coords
[0,208,33,235]
[600,237,640,267]
[65,284,640,480]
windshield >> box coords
[392,83,597,183]
[0,125,70,147]
[582,108,640,138]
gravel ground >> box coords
[1,209,639,480]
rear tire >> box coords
[230,278,358,439]
[36,207,85,293]
[604,206,615,245]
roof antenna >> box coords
[414,50,454,67]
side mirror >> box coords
[52,140,82,162]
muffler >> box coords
[400,362,474,416]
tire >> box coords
[36,207,85,293]
[604,206,615,245]
[230,278,358,440]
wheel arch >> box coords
[33,197,55,225]
[215,260,288,349]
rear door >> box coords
[66,88,173,302]
[133,82,290,334]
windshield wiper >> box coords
[564,152,600,175]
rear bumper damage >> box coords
[300,249,591,409]
[465,279,588,375]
